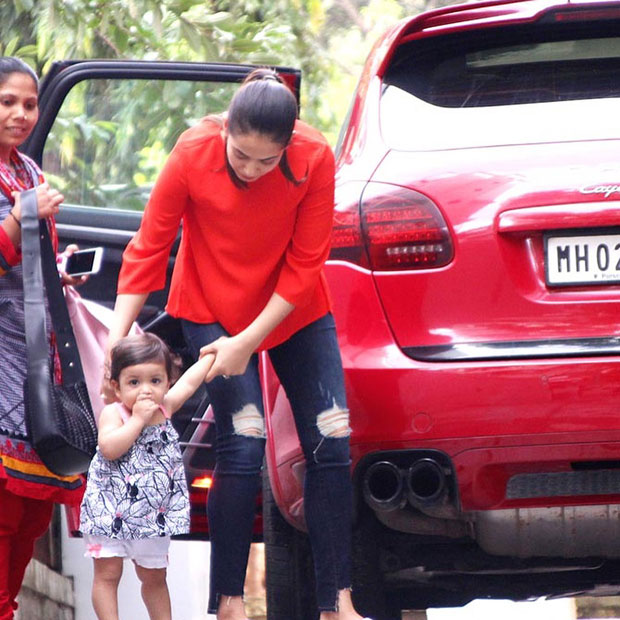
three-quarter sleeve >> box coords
[117,143,189,294]
[0,226,21,275]
[273,143,335,308]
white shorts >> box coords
[83,534,171,569]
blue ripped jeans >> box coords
[182,313,353,614]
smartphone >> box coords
[61,247,104,277]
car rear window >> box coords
[384,19,620,107]
[380,16,620,150]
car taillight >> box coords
[330,182,453,271]
[331,180,370,266]
[191,475,213,489]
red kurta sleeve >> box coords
[0,226,21,272]
[117,143,189,294]
[273,140,335,308]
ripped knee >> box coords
[232,404,265,438]
[316,404,351,438]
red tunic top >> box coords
[118,118,335,350]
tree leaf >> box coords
[4,36,20,56]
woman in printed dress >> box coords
[0,56,84,620]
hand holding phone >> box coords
[60,247,104,277]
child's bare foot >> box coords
[217,595,249,620]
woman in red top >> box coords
[106,69,368,620]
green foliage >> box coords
[43,76,241,209]
[1,0,455,207]
[2,0,454,138]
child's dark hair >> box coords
[225,68,306,188]
[0,57,38,90]
[109,333,179,383]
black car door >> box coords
[23,59,301,537]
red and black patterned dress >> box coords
[0,148,83,504]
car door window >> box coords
[41,78,239,210]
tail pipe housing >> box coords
[362,461,405,512]
[362,454,450,513]
[406,457,446,508]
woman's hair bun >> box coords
[244,68,284,85]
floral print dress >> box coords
[79,403,189,539]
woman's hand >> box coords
[35,182,64,218]
[58,243,88,287]
[100,381,117,405]
[100,355,116,406]
[200,293,294,382]
[201,334,255,381]
[11,182,64,221]
[100,293,150,406]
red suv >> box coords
[26,1,620,618]
[261,0,620,618]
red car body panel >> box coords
[264,0,620,558]
[374,142,620,347]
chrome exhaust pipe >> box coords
[363,461,405,512]
[405,458,446,508]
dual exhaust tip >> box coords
[362,458,447,512]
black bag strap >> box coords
[20,187,85,385]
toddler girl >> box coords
[80,332,213,620]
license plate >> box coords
[545,232,620,285]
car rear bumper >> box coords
[352,442,620,559]
[268,262,620,548]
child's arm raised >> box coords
[164,353,215,415]
[97,398,156,461]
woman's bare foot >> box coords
[217,595,249,620]
[319,589,368,620]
